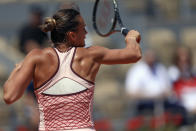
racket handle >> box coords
[121,28,129,36]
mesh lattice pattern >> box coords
[37,87,94,130]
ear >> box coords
[67,31,77,42]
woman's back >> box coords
[33,46,100,89]
[34,47,95,130]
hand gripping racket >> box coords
[92,0,129,37]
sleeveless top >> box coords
[34,47,96,131]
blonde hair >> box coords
[40,17,56,32]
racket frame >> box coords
[92,0,128,37]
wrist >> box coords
[126,36,140,43]
[126,36,137,43]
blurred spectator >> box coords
[18,5,48,54]
[125,48,187,128]
[18,5,48,96]
[168,46,195,83]
[17,5,44,130]
[125,49,171,102]
[169,46,196,124]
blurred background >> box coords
[0,0,196,131]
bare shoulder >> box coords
[77,46,107,55]
[42,47,57,58]
[87,46,106,50]
[76,46,108,62]
[87,46,108,57]
[25,47,56,64]
[76,46,102,58]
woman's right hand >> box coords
[125,30,141,44]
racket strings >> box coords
[96,0,115,35]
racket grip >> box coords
[121,28,129,36]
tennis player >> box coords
[3,9,141,131]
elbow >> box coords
[3,84,15,105]
[3,93,14,105]
[4,96,13,105]
[4,93,22,105]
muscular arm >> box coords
[90,30,142,64]
[3,49,39,104]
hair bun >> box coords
[40,17,56,32]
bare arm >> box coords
[3,50,39,104]
[90,30,142,64]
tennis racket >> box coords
[92,0,129,37]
